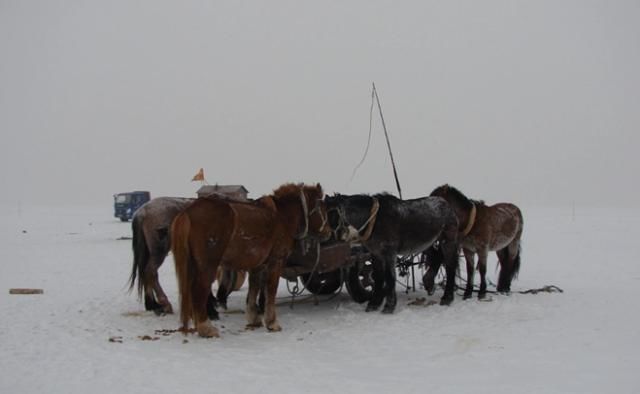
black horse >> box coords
[325,193,460,313]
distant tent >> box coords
[196,184,249,201]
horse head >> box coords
[301,183,332,242]
[272,183,331,242]
[429,184,451,199]
[324,194,378,243]
[324,194,347,241]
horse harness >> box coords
[331,197,380,242]
[462,203,477,236]
[296,188,328,241]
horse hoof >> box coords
[381,305,395,314]
[478,292,487,300]
[267,322,282,332]
[145,298,162,312]
[365,304,380,312]
[196,321,220,338]
[423,274,435,295]
[463,293,473,300]
[245,322,263,330]
[497,285,511,294]
[440,297,453,306]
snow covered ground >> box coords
[1,203,639,393]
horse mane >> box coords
[432,184,485,209]
[373,192,400,204]
[272,183,323,201]
[272,183,302,199]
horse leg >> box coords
[206,292,220,321]
[382,253,397,314]
[245,268,263,328]
[462,249,475,300]
[422,246,442,296]
[263,261,283,332]
[477,249,489,299]
[440,241,459,306]
[143,254,167,314]
[366,255,386,312]
[152,254,176,314]
[216,268,236,310]
[194,267,219,338]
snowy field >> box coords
[1,203,639,394]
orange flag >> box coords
[191,168,205,182]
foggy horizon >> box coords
[2,1,638,208]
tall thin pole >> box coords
[372,82,402,199]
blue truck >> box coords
[113,191,150,222]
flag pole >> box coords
[372,82,402,199]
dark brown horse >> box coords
[427,184,524,298]
[171,183,331,337]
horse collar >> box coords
[358,198,380,241]
[295,189,309,240]
[462,203,477,236]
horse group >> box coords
[127,182,523,338]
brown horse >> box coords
[427,184,523,299]
[128,196,243,318]
[171,183,331,337]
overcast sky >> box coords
[1,1,638,207]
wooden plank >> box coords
[9,288,44,295]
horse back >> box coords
[219,202,279,270]
[389,196,457,230]
[470,202,523,250]
[137,197,195,255]
[374,196,458,254]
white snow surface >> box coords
[1,204,639,394]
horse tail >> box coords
[497,242,522,292]
[128,214,149,299]
[511,206,524,281]
[171,212,195,330]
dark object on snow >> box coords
[9,288,43,295]
[113,191,150,222]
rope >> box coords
[431,266,564,296]
[357,198,379,241]
[348,83,402,200]
[294,188,309,240]
[286,242,323,302]
[349,87,376,182]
